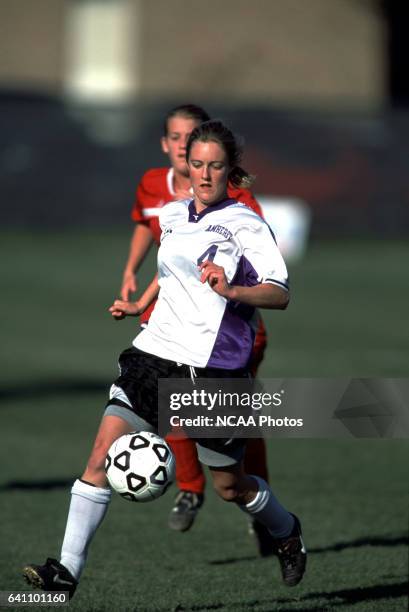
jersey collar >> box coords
[167,167,194,198]
[167,168,175,196]
[188,198,236,223]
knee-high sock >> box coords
[239,475,294,538]
[60,479,111,580]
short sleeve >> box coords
[158,200,188,234]
[236,217,289,291]
[130,169,167,224]
[130,181,146,223]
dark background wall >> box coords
[0,0,408,237]
[1,96,408,237]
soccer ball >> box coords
[105,431,175,502]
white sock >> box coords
[239,476,294,538]
[60,479,111,581]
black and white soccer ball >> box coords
[105,431,175,502]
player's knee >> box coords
[213,481,240,502]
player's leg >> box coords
[199,441,306,587]
[23,346,158,597]
[243,437,274,555]
[245,315,269,484]
[245,316,276,553]
[244,438,269,481]
[60,414,136,577]
[166,432,205,531]
[23,413,136,597]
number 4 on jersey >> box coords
[197,244,218,266]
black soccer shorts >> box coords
[104,346,249,467]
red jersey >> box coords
[131,167,264,244]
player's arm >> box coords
[225,280,288,310]
[199,262,289,309]
[121,223,154,300]
[110,274,159,319]
[200,213,289,309]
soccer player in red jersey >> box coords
[121,105,272,554]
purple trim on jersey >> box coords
[233,254,259,287]
[188,198,237,223]
[207,255,259,369]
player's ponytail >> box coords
[186,121,255,189]
[228,165,255,189]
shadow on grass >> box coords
[209,555,258,566]
[309,534,409,552]
[209,534,409,567]
[273,581,409,611]
[173,580,408,611]
[0,380,107,401]
[0,478,76,491]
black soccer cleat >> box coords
[168,490,204,532]
[22,558,78,599]
[272,514,307,587]
[251,519,275,557]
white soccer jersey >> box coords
[133,198,288,369]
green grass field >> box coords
[0,230,408,611]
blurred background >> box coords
[1,2,408,609]
[1,0,408,385]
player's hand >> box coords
[120,274,138,301]
[199,261,231,298]
[174,188,193,200]
[109,299,143,320]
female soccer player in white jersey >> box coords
[120,104,272,548]
[23,121,306,598]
